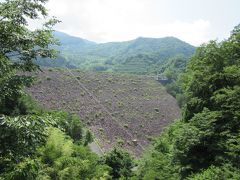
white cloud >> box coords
[28,0,213,45]
[150,20,212,46]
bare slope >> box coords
[27,69,180,155]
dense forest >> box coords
[0,0,240,179]
[136,25,240,179]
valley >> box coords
[27,69,180,155]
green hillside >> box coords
[40,32,195,74]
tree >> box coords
[103,148,134,179]
[136,25,240,179]
[0,114,56,174]
[84,130,93,146]
[173,25,240,177]
[0,0,59,115]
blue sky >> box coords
[33,0,240,45]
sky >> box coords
[31,0,240,46]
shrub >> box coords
[103,148,134,179]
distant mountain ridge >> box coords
[53,31,96,46]
[37,31,196,74]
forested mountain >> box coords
[39,31,195,74]
[53,31,96,47]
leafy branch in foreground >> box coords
[0,0,59,115]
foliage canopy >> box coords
[136,25,240,179]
